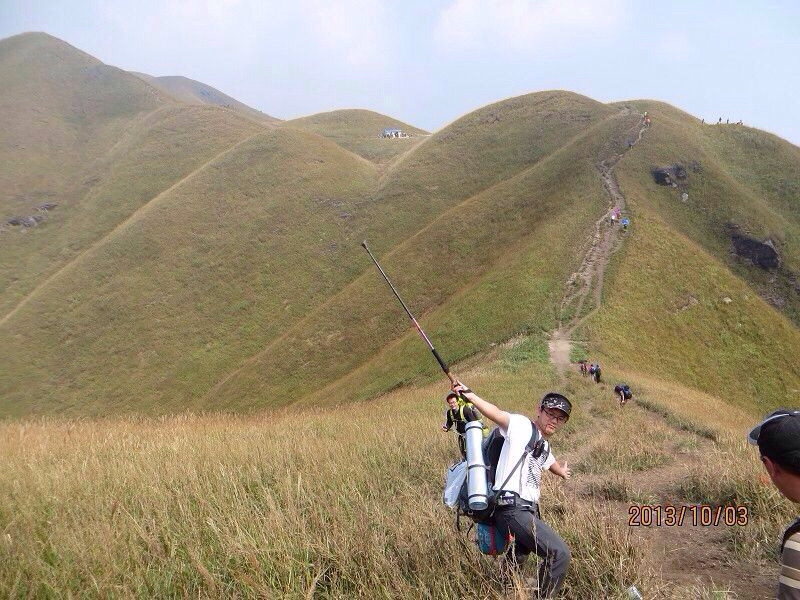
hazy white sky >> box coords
[3,0,799,145]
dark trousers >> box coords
[457,435,467,459]
[493,504,570,598]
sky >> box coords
[2,0,800,146]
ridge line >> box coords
[0,131,265,329]
[203,110,629,402]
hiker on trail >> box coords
[614,383,633,406]
[442,392,485,458]
[621,218,630,232]
[747,410,800,598]
[592,363,602,383]
[451,381,572,598]
[579,359,589,376]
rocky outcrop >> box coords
[651,164,687,186]
[730,234,780,269]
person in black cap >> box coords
[748,409,800,599]
[441,392,485,458]
[450,380,572,598]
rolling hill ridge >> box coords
[0,32,798,418]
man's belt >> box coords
[495,494,536,508]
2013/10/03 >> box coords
[628,504,749,527]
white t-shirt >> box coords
[493,413,555,504]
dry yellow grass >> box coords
[1,359,792,598]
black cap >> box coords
[541,392,571,417]
[747,409,800,462]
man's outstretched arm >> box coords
[451,381,510,430]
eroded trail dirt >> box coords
[549,113,648,370]
[555,390,774,598]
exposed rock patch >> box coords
[4,204,57,229]
[730,234,780,269]
[651,164,687,186]
[7,214,44,227]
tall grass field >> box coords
[2,361,795,598]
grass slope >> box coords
[132,73,279,125]
[1,90,628,417]
[0,105,264,317]
[583,210,800,413]
[0,44,798,421]
[285,109,428,163]
[0,32,167,213]
[611,101,800,323]
[0,128,377,416]
[205,95,635,410]
[1,354,792,598]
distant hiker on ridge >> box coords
[451,380,573,598]
[579,359,589,376]
[591,363,602,383]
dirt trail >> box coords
[548,113,648,370]
[556,392,774,598]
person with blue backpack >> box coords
[450,380,572,598]
[614,383,633,406]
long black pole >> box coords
[361,240,456,384]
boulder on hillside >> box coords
[730,234,780,269]
[651,164,687,186]
[6,214,44,227]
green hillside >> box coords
[285,109,428,163]
[0,106,264,319]
[611,100,800,323]
[132,73,279,125]
[0,32,166,213]
[0,33,798,419]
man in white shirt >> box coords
[451,380,572,598]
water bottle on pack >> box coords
[464,420,488,510]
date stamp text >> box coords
[628,504,749,527]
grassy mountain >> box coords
[132,73,279,125]
[0,32,165,214]
[2,32,800,599]
[285,109,428,163]
[0,33,798,420]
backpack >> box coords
[455,424,544,526]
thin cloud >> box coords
[96,0,390,71]
[435,0,627,54]
[308,0,389,69]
